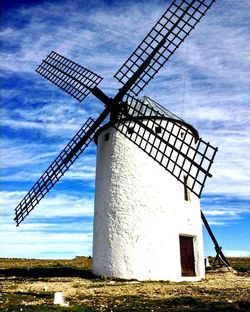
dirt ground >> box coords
[0,257,250,311]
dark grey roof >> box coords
[143,96,184,121]
[128,95,184,122]
[124,95,198,140]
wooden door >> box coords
[179,236,195,276]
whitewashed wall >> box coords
[93,119,205,281]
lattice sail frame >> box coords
[114,0,215,96]
[14,117,96,226]
[113,95,217,197]
[36,51,103,102]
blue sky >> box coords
[1,0,249,259]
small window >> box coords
[127,127,134,134]
[155,126,162,134]
[104,133,110,141]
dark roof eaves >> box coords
[94,116,199,144]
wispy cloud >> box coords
[0,190,94,217]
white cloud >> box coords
[0,190,94,219]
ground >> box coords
[0,257,249,311]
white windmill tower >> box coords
[93,97,206,281]
[14,0,230,281]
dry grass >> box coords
[0,257,249,311]
[0,256,92,270]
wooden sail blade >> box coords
[114,0,215,97]
[14,107,111,226]
[36,51,103,101]
[113,96,217,197]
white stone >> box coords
[205,257,211,267]
[54,292,64,305]
[93,118,205,282]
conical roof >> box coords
[141,96,184,122]
[95,95,199,142]
[125,95,198,140]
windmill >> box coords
[14,0,230,280]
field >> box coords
[0,257,249,311]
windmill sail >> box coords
[14,108,114,226]
[113,95,217,197]
[36,51,103,102]
[114,0,215,97]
